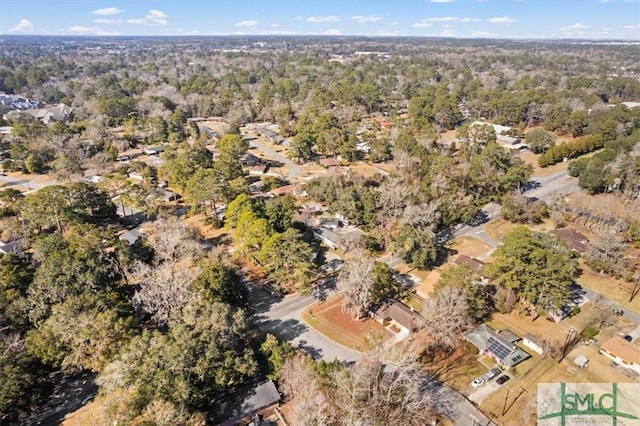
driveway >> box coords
[468,374,510,404]
[248,140,302,181]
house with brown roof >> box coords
[600,336,640,374]
[319,157,341,168]
[371,300,424,334]
[454,255,486,277]
[550,228,590,253]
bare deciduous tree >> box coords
[279,355,332,426]
[421,286,472,349]
[132,219,202,322]
[401,201,441,228]
[335,344,436,426]
[337,246,375,319]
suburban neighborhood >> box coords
[1,13,640,426]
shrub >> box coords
[539,135,605,167]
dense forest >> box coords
[1,36,639,424]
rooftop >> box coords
[550,228,590,253]
[601,336,640,365]
[373,300,423,331]
[465,324,530,368]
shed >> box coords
[523,334,544,355]
[574,355,589,368]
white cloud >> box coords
[378,30,401,36]
[558,22,589,31]
[471,31,498,37]
[235,20,258,28]
[489,16,516,24]
[68,25,118,35]
[270,23,279,28]
[413,16,480,27]
[92,7,122,16]
[428,16,459,21]
[8,19,34,33]
[624,24,640,29]
[307,16,339,23]
[441,29,456,36]
[352,15,382,23]
[127,9,168,26]
[94,18,122,24]
[323,28,342,35]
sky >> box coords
[0,0,639,40]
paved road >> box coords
[578,286,640,325]
[248,139,303,181]
[250,286,495,425]
[250,286,360,363]
[451,170,640,326]
[0,173,59,192]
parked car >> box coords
[483,367,502,381]
[623,335,633,342]
[471,378,484,387]
[496,375,510,385]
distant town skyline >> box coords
[1,0,639,40]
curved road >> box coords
[249,286,494,426]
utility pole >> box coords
[559,326,577,363]
[502,385,512,416]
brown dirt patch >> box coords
[449,236,493,258]
[302,295,391,351]
[484,218,554,242]
[182,213,232,243]
[414,269,443,299]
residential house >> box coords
[497,134,521,145]
[313,226,341,249]
[319,157,341,168]
[550,228,590,253]
[471,121,512,135]
[255,126,284,144]
[248,164,268,176]
[465,324,531,369]
[312,221,365,250]
[600,336,640,374]
[0,240,22,255]
[161,190,179,202]
[269,184,302,197]
[142,145,164,155]
[118,229,144,245]
[218,380,281,426]
[371,300,423,334]
[454,255,486,278]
